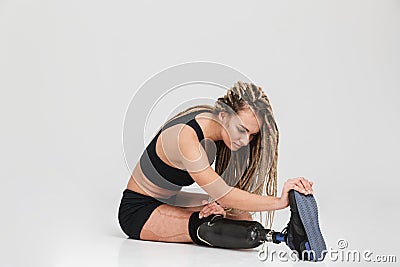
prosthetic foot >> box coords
[281,189,327,261]
[188,212,281,249]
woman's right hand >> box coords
[199,200,226,219]
[278,177,314,209]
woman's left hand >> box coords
[199,200,226,219]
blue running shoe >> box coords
[282,189,327,261]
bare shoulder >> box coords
[178,125,217,180]
[176,124,209,167]
[179,123,200,143]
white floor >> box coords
[1,184,398,267]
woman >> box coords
[118,81,314,248]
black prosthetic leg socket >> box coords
[195,214,269,249]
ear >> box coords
[218,111,228,122]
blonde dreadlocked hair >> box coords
[157,81,279,228]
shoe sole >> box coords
[293,191,327,261]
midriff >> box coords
[126,161,179,199]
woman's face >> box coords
[219,108,262,151]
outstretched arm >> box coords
[177,126,282,212]
[178,125,313,212]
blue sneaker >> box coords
[282,189,327,261]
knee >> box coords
[188,211,217,247]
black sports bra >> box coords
[139,110,215,191]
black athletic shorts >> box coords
[118,188,177,240]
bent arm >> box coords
[178,126,285,213]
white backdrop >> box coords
[1,1,399,266]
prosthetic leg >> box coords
[188,190,326,262]
[188,211,285,249]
